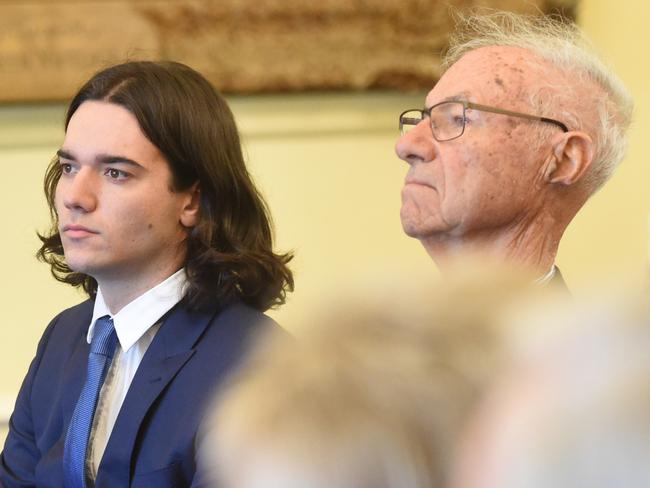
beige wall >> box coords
[0,0,648,429]
[560,0,650,283]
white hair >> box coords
[443,10,633,194]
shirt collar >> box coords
[533,265,556,286]
[88,268,187,352]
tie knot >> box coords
[91,316,117,358]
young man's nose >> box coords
[61,170,98,213]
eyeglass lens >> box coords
[430,102,465,141]
[400,102,466,141]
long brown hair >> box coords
[38,61,293,312]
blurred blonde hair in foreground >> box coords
[451,287,650,488]
[202,265,563,488]
[202,264,649,487]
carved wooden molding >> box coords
[0,0,576,102]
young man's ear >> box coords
[180,182,201,228]
[546,131,594,186]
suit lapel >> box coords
[60,304,95,428]
[96,304,217,486]
[60,340,90,427]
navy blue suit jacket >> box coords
[0,299,278,487]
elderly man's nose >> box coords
[395,121,436,165]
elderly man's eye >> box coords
[451,115,465,126]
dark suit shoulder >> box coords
[214,301,281,330]
[39,299,95,352]
[202,301,284,350]
[0,302,94,487]
[48,299,94,326]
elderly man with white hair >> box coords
[396,11,633,285]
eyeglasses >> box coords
[399,100,569,141]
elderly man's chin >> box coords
[400,203,449,239]
[401,186,445,233]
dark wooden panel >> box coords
[0,0,576,102]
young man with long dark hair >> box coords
[0,60,293,487]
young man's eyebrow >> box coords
[96,154,143,168]
[55,149,143,169]
[56,149,75,160]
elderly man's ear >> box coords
[544,131,595,186]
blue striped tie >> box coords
[63,316,118,488]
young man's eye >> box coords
[60,163,73,174]
[105,168,129,180]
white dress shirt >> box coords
[533,265,556,286]
[85,268,187,481]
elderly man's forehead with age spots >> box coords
[449,46,551,107]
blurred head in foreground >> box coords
[451,292,650,488]
[203,269,552,488]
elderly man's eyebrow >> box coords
[425,93,472,109]
[444,94,470,102]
